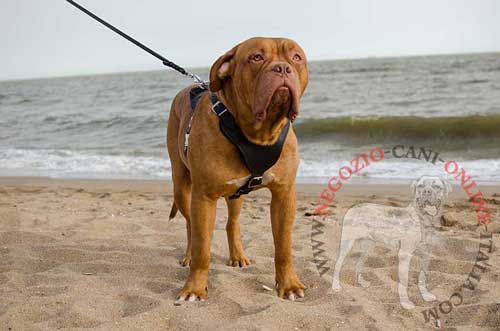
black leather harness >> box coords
[185,86,290,199]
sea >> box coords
[1,53,500,183]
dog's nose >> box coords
[271,62,292,75]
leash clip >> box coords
[188,73,208,88]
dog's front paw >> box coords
[228,252,251,267]
[276,272,305,301]
[177,280,208,302]
[400,298,416,310]
[421,291,437,302]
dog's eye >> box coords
[251,54,264,62]
[292,53,302,62]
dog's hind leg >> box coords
[167,98,193,267]
[332,239,354,291]
[398,242,416,310]
[416,245,437,302]
[173,171,192,266]
[355,239,375,288]
[225,197,251,267]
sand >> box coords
[0,177,499,330]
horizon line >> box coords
[2,50,499,83]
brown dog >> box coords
[167,37,309,301]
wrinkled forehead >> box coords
[236,37,305,57]
[417,177,444,187]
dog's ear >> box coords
[209,45,239,92]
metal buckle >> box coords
[211,101,221,114]
[211,101,227,116]
[247,176,263,188]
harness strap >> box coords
[210,94,290,199]
[185,86,290,200]
[184,86,208,154]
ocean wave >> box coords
[1,148,499,182]
[45,114,165,133]
[294,115,500,142]
[0,149,171,179]
[298,158,500,182]
[2,54,500,183]
[461,79,489,85]
[13,98,32,105]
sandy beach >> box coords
[2,1,500,330]
[0,177,499,330]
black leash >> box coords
[68,0,290,199]
[66,0,207,87]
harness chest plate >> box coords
[186,86,290,199]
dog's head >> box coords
[411,176,452,217]
[209,37,309,130]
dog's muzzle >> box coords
[416,192,442,217]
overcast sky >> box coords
[2,0,500,80]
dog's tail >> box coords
[169,202,178,221]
